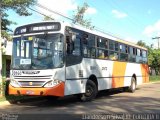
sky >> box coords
[7,0,160,48]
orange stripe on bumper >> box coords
[9,82,65,97]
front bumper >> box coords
[9,82,65,97]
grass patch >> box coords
[149,75,160,82]
[0,96,6,102]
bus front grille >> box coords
[18,81,46,87]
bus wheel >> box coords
[80,80,97,102]
[129,77,136,93]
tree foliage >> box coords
[2,31,12,41]
[1,0,37,31]
[137,40,148,48]
[148,49,160,75]
[72,2,94,29]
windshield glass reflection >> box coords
[12,34,64,70]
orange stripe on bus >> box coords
[140,64,149,83]
[112,61,127,88]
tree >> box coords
[2,30,12,41]
[1,0,37,32]
[137,40,147,48]
[148,49,160,75]
[72,2,94,29]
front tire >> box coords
[80,80,97,102]
[129,77,136,93]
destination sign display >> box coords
[14,22,61,35]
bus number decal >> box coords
[102,67,107,71]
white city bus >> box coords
[9,21,149,101]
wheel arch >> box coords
[132,74,137,85]
[88,74,98,90]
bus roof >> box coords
[14,21,148,51]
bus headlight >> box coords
[44,80,62,88]
[10,79,20,88]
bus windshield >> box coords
[12,33,64,70]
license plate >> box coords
[26,90,34,95]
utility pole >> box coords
[152,37,160,49]
[0,2,3,97]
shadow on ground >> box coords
[1,88,159,114]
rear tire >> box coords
[129,77,136,93]
[80,80,97,102]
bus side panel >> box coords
[65,58,114,95]
[65,58,149,95]
[140,64,149,83]
[65,64,87,95]
[124,63,142,87]
[123,63,149,87]
[81,58,113,91]
[54,67,66,82]
[91,59,113,90]
[112,61,127,88]
[64,79,87,95]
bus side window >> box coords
[109,40,115,50]
[66,36,73,54]
[82,34,88,57]
[97,50,108,59]
[88,34,96,58]
[98,49,105,59]
[115,42,119,51]
[142,50,147,63]
[66,34,81,56]
[72,37,81,56]
[136,48,143,63]
[66,33,82,66]
[139,49,143,63]
[133,48,136,55]
[104,50,109,59]
[119,44,128,61]
[97,37,107,49]
[82,33,96,58]
[125,45,128,53]
[109,51,119,60]
[128,46,136,62]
